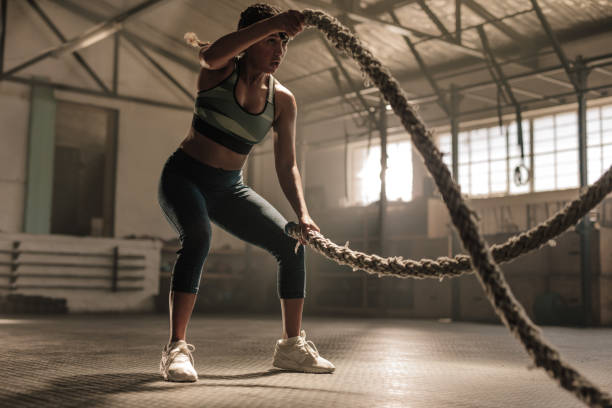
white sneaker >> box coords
[272,330,335,373]
[159,339,198,382]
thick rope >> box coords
[298,9,612,408]
[287,164,612,279]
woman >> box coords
[157,3,335,382]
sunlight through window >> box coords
[351,140,412,205]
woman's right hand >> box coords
[271,10,305,38]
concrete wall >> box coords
[0,1,252,253]
[0,82,30,233]
[427,187,584,238]
[600,226,612,325]
[2,1,611,320]
[0,232,161,312]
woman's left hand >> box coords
[298,215,320,246]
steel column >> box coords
[450,85,460,189]
[576,55,592,326]
[577,57,590,188]
[450,84,461,321]
[378,97,388,257]
[455,0,461,44]
[112,33,120,94]
[0,0,6,74]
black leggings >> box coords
[157,148,305,298]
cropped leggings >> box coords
[157,148,305,298]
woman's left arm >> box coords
[273,88,320,244]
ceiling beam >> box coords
[529,0,578,91]
[319,33,377,126]
[123,35,193,101]
[300,0,485,58]
[594,67,612,78]
[390,10,449,115]
[26,0,110,93]
[305,10,612,115]
[463,0,525,43]
[305,83,612,128]
[416,0,453,41]
[302,0,581,91]
[361,0,418,16]
[533,73,603,98]
[47,0,198,72]
[329,66,368,126]
[462,92,496,104]
[0,0,166,81]
[6,75,192,112]
[305,44,612,120]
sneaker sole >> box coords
[160,363,198,382]
[161,371,198,382]
[272,357,335,374]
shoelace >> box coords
[164,343,195,371]
[295,334,319,359]
[305,340,319,358]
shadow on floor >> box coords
[0,370,347,407]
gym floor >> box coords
[1,314,610,408]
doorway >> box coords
[51,101,117,237]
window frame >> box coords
[434,98,612,198]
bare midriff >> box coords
[179,126,249,171]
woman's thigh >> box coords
[158,167,212,246]
[207,184,296,255]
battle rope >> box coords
[287,164,612,279]
[293,9,612,408]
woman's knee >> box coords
[180,222,212,252]
[270,232,304,265]
[171,224,211,293]
[277,242,306,298]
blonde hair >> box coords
[184,32,210,48]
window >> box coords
[349,138,412,205]
[587,105,612,185]
[533,111,578,191]
[437,121,530,197]
[436,102,612,197]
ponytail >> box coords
[184,32,210,48]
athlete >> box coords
[157,3,335,381]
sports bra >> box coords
[192,59,275,155]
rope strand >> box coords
[296,9,612,408]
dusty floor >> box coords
[0,313,611,407]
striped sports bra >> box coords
[192,59,275,154]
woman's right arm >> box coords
[200,10,304,70]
